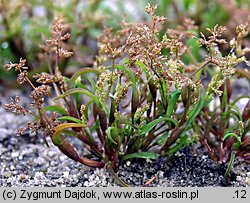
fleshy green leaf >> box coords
[53,88,103,109]
[85,75,97,93]
[155,132,169,145]
[166,89,181,117]
[121,152,157,162]
[187,37,200,61]
[203,95,214,107]
[223,133,241,149]
[164,134,188,156]
[68,68,100,89]
[231,96,250,107]
[106,64,137,92]
[107,127,118,145]
[134,60,150,78]
[57,116,82,124]
[75,83,88,90]
[52,123,83,146]
[140,117,178,134]
[228,106,242,121]
[224,123,238,135]
[186,90,205,127]
[44,105,68,115]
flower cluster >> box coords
[198,25,227,49]
[4,58,27,71]
[33,73,59,84]
[46,19,73,59]
[145,3,166,24]
[4,59,29,85]
[207,73,225,96]
[4,96,28,115]
[134,103,150,125]
[29,85,51,107]
[114,82,130,104]
[96,70,119,101]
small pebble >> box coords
[63,171,69,179]
[236,176,242,181]
[245,177,250,186]
[11,152,19,158]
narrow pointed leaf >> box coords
[164,134,188,156]
[85,75,97,93]
[224,123,238,135]
[186,91,205,127]
[135,60,150,77]
[231,96,250,107]
[141,117,178,134]
[57,116,82,124]
[69,68,100,89]
[44,105,68,115]
[121,152,157,162]
[52,123,83,146]
[53,88,103,108]
[106,64,136,92]
[107,127,118,145]
[223,132,241,148]
[203,95,214,107]
[166,89,181,117]
[155,132,169,145]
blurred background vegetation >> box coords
[0,0,249,88]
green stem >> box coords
[106,162,130,187]
[224,151,236,177]
[190,61,210,79]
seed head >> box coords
[4,96,28,115]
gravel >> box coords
[0,130,249,187]
[0,89,249,187]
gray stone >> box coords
[247,172,250,178]
[0,128,10,141]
